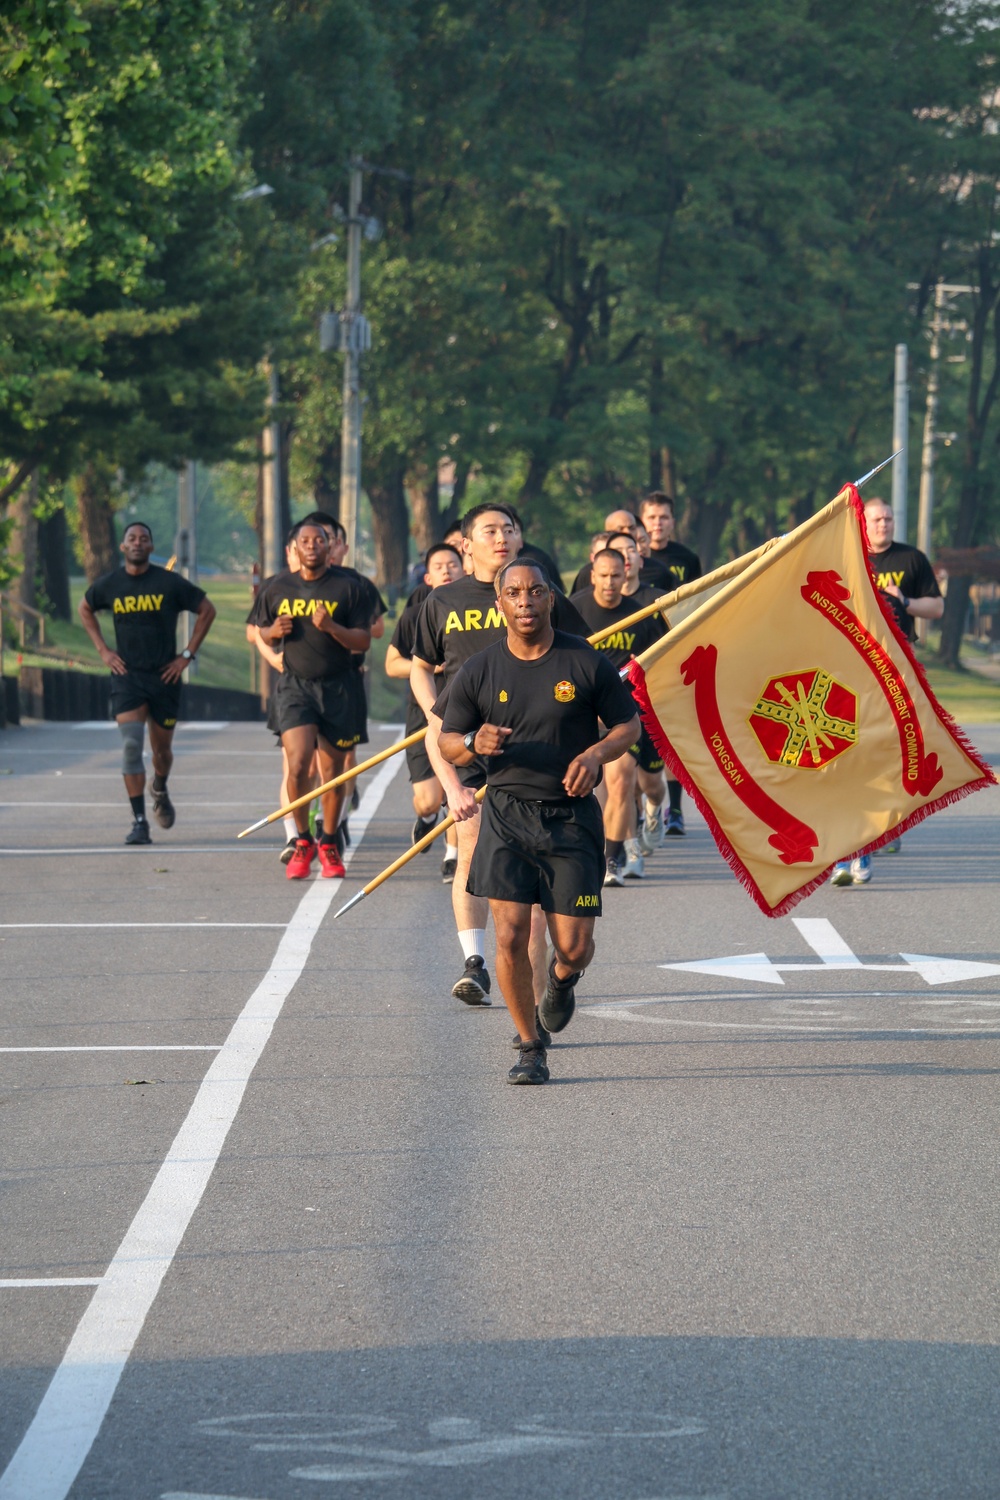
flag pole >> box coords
[854,451,900,489]
[333,786,487,918]
[236,730,428,838]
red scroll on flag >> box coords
[627,486,995,916]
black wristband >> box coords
[899,594,910,612]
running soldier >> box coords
[410,504,588,1004]
[439,559,639,1084]
[79,521,216,844]
[385,542,463,880]
[570,548,667,884]
[255,520,373,879]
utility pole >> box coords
[261,363,283,580]
[340,160,364,565]
[916,282,975,558]
[176,461,198,679]
[891,344,908,541]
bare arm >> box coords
[253,625,284,671]
[310,604,370,653]
[78,598,126,675]
[161,595,217,683]
[562,715,641,797]
[882,582,944,622]
[384,643,412,681]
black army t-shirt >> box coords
[571,554,673,595]
[255,567,370,679]
[84,564,206,673]
[390,585,432,735]
[867,542,940,640]
[569,590,666,671]
[650,539,702,586]
[412,574,589,687]
[440,632,638,802]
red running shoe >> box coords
[285,836,317,880]
[316,839,346,879]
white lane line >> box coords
[0,1047,221,1054]
[0,848,284,856]
[0,803,275,809]
[0,1280,102,1290]
[161,1492,268,1499]
[0,912,284,924]
[0,752,403,1500]
[69,722,231,731]
[791,917,863,967]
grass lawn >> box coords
[5,580,998,728]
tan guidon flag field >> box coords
[627,484,995,916]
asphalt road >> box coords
[1,717,998,1500]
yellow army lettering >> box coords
[874,570,905,591]
[113,594,164,614]
[276,599,339,618]
[575,894,599,908]
[595,630,635,653]
[443,606,505,632]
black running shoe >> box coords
[441,854,457,884]
[511,1010,552,1049]
[279,837,298,866]
[665,808,686,836]
[451,956,492,1006]
[150,783,175,829]
[507,1040,549,1085]
[412,814,436,848]
[124,817,151,846]
[538,956,582,1035]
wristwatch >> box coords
[898,594,910,612]
[463,730,477,753]
[181,648,196,661]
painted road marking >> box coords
[193,1410,706,1487]
[69,722,231,731]
[659,916,1000,987]
[0,752,404,1500]
[0,923,285,929]
[0,803,276,809]
[0,1047,220,1054]
[0,1280,102,1290]
[0,847,285,856]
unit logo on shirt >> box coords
[554,680,576,703]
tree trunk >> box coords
[406,465,439,553]
[279,420,294,539]
[38,506,72,620]
[313,438,341,519]
[648,357,677,496]
[75,463,118,582]
[9,475,40,633]
[368,463,409,591]
[939,575,971,667]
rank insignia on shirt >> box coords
[499,689,508,702]
[554,680,575,703]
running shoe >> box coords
[511,1011,552,1049]
[124,817,151,846]
[441,854,457,884]
[351,782,360,811]
[279,837,298,866]
[851,854,873,884]
[640,801,664,852]
[830,860,852,886]
[412,813,437,848]
[507,1039,549,1085]
[603,856,624,888]
[623,837,646,879]
[150,783,175,829]
[665,808,686,836]
[285,836,316,880]
[316,839,346,879]
[451,956,492,1006]
[881,836,902,854]
[338,818,351,849]
[539,956,582,1035]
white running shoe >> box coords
[851,854,872,884]
[640,800,664,852]
[623,838,646,878]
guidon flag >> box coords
[627,485,995,916]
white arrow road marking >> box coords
[658,918,1000,988]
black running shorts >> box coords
[273,671,359,750]
[628,725,664,774]
[406,737,435,784]
[110,670,182,729]
[466,787,604,917]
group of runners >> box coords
[78,491,943,1084]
